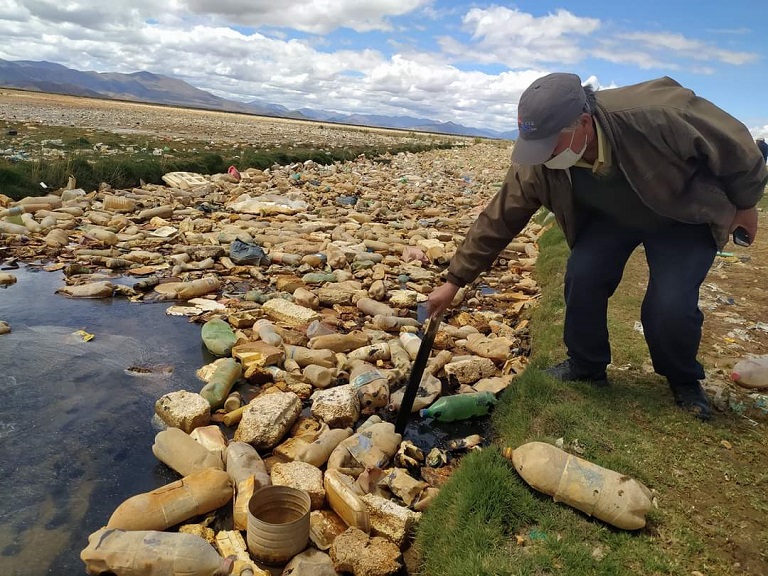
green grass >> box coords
[416,223,768,576]
[0,122,454,200]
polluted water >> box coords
[0,266,207,575]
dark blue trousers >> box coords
[564,218,717,383]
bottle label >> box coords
[351,370,385,389]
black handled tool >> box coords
[395,308,443,435]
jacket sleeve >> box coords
[672,95,767,209]
[446,164,542,287]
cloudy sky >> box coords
[1,0,767,137]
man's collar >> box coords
[573,119,611,173]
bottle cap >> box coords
[419,409,427,417]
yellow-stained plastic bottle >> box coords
[503,442,653,530]
[200,357,242,408]
[106,468,233,531]
[324,469,370,533]
[152,427,224,476]
[81,528,233,576]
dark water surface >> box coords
[0,264,492,576]
[0,265,206,575]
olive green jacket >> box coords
[446,77,768,287]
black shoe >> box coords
[545,359,609,387]
[669,381,711,421]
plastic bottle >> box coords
[189,425,228,464]
[20,213,43,232]
[348,342,391,362]
[0,272,16,286]
[269,252,302,266]
[309,330,369,353]
[200,358,243,408]
[0,205,25,218]
[223,405,246,427]
[102,194,136,212]
[152,428,224,476]
[399,332,422,360]
[201,318,237,357]
[81,528,233,576]
[327,422,401,477]
[387,339,412,373]
[137,205,174,220]
[419,391,497,422]
[302,364,335,388]
[284,358,302,374]
[348,360,390,414]
[295,427,353,467]
[293,288,320,310]
[503,442,653,530]
[0,220,29,234]
[226,442,271,488]
[254,319,283,347]
[324,469,371,532]
[731,355,768,389]
[306,320,337,339]
[226,442,271,531]
[302,252,327,267]
[284,345,336,368]
[107,468,233,531]
[356,297,396,317]
[45,228,69,247]
[175,277,222,300]
[224,391,242,412]
[388,373,441,413]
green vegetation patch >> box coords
[0,122,454,200]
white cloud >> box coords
[619,31,758,66]
[590,44,677,70]
[178,0,432,33]
[439,7,600,67]
[751,125,768,139]
[0,3,762,134]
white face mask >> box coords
[544,128,587,170]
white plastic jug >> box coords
[731,355,768,389]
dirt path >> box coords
[699,210,768,416]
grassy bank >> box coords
[416,224,768,575]
[0,123,454,200]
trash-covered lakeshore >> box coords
[3,96,768,576]
[0,138,544,575]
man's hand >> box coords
[426,281,460,317]
[730,207,758,245]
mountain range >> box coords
[0,59,518,140]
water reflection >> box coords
[0,265,205,575]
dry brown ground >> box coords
[700,215,768,372]
[0,88,463,148]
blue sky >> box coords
[0,1,766,137]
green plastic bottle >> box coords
[201,318,236,357]
[419,392,497,422]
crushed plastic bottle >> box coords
[503,441,653,530]
[201,318,237,357]
[107,468,232,531]
[81,528,233,576]
[200,358,243,408]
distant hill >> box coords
[0,59,518,140]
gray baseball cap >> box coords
[512,73,587,165]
